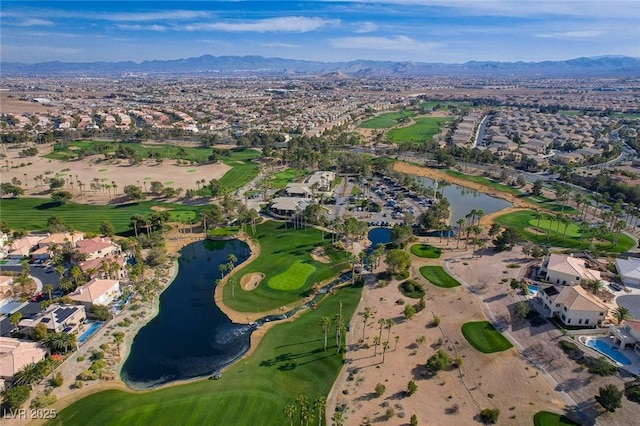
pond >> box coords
[121,239,252,389]
[419,176,511,223]
[367,227,392,249]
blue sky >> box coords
[1,1,638,64]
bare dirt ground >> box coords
[1,144,229,203]
[311,246,332,264]
[329,241,567,426]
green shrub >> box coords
[625,384,640,403]
[407,380,418,396]
[433,316,441,327]
[90,359,106,372]
[404,304,416,319]
[426,349,451,373]
[77,356,85,362]
[375,383,386,397]
[480,408,500,424]
[30,393,57,409]
[587,357,618,376]
[385,408,395,419]
[410,414,418,426]
[73,380,84,389]
[51,372,64,387]
[2,385,30,409]
[77,370,98,381]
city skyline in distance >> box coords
[1,0,639,64]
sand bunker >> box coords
[310,247,331,264]
[240,272,264,291]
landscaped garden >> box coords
[386,117,451,146]
[49,283,362,426]
[224,221,349,312]
[0,198,199,235]
[461,321,513,354]
[533,411,581,426]
[494,209,634,253]
[410,243,441,258]
[419,266,461,288]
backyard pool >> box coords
[585,337,632,366]
[77,321,103,344]
[527,285,539,296]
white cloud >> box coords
[103,10,210,22]
[536,30,605,39]
[261,43,300,48]
[330,35,440,51]
[16,18,53,27]
[116,24,167,32]
[185,17,340,33]
[354,22,378,33]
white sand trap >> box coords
[310,247,331,264]
[240,272,264,291]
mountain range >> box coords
[2,55,639,78]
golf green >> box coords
[533,411,581,426]
[268,260,316,290]
[419,266,461,288]
[410,243,441,258]
[461,321,513,353]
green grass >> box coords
[350,186,361,196]
[461,321,513,353]
[442,170,522,195]
[410,243,441,258]
[225,221,349,313]
[494,210,634,253]
[533,411,581,426]
[387,117,451,145]
[533,220,582,238]
[359,110,416,129]
[207,227,239,237]
[271,168,303,190]
[523,195,576,213]
[0,198,200,235]
[419,266,461,288]
[219,149,261,192]
[268,260,317,290]
[48,284,362,426]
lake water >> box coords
[121,239,253,389]
[367,227,392,249]
[419,176,511,223]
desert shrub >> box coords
[385,408,395,419]
[30,393,57,409]
[375,383,386,397]
[426,349,451,373]
[410,414,418,425]
[404,304,417,319]
[77,370,98,381]
[51,372,63,387]
[586,357,618,376]
[453,357,463,368]
[433,316,441,327]
[77,356,85,362]
[407,380,418,396]
[398,280,425,299]
[480,408,500,424]
[90,350,104,361]
[2,385,30,409]
[625,384,640,403]
[89,359,106,372]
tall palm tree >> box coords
[321,316,331,351]
[378,318,385,340]
[385,318,395,342]
[9,312,22,332]
[314,396,326,426]
[381,341,390,363]
[113,331,125,357]
[373,336,381,356]
[456,218,465,249]
[44,283,53,301]
[475,209,485,227]
[283,402,296,426]
[612,306,631,325]
[362,307,371,341]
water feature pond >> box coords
[419,176,511,223]
[367,227,392,249]
[121,239,252,389]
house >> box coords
[32,232,85,260]
[541,254,601,286]
[0,275,14,308]
[608,319,640,355]
[18,304,86,334]
[269,197,313,217]
[78,255,126,280]
[7,235,46,259]
[68,278,120,308]
[284,183,313,198]
[537,285,608,327]
[615,257,640,288]
[0,337,48,384]
[75,237,119,260]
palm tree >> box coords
[585,279,604,295]
[385,318,394,342]
[112,331,125,357]
[9,312,22,332]
[381,341,390,363]
[44,283,53,301]
[475,209,485,227]
[12,362,43,389]
[378,318,385,340]
[456,218,465,249]
[394,335,400,351]
[362,307,371,340]
[612,306,631,325]
[321,316,331,351]
[314,396,326,426]
[43,332,76,354]
[373,336,380,356]
[228,274,238,299]
[283,402,296,426]
[218,263,229,279]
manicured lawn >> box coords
[271,168,304,189]
[494,210,634,253]
[49,284,362,426]
[523,195,576,213]
[461,321,513,353]
[533,219,582,238]
[207,227,240,237]
[419,266,461,288]
[0,198,199,235]
[359,110,415,129]
[218,149,261,192]
[410,243,441,258]
[268,260,316,290]
[533,411,581,426]
[225,221,349,312]
[387,117,451,146]
[443,170,522,196]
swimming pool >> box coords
[78,321,103,344]
[585,338,632,366]
[527,285,539,296]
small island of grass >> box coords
[419,266,461,288]
[533,411,581,426]
[410,243,441,258]
[398,279,425,299]
[461,321,513,354]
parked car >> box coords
[610,283,623,291]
